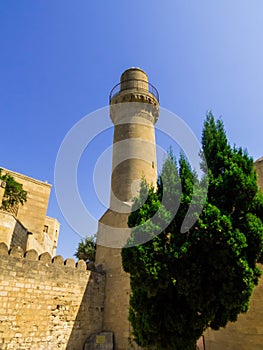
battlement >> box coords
[0,242,90,271]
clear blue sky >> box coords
[1,1,262,258]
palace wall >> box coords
[0,168,60,256]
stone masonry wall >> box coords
[1,169,52,247]
[0,243,105,350]
[204,264,263,350]
[1,167,59,255]
[0,211,28,251]
[9,220,28,251]
[204,160,263,349]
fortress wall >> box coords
[204,160,263,349]
[0,243,105,350]
[204,265,263,350]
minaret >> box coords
[95,68,159,350]
[254,157,263,191]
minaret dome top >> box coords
[121,67,148,83]
[109,67,159,103]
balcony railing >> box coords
[109,79,159,103]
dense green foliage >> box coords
[0,169,27,210]
[74,234,96,262]
[122,113,263,350]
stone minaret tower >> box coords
[254,157,263,191]
[95,68,159,349]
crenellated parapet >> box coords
[0,242,93,271]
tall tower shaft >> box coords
[254,157,263,191]
[95,68,159,350]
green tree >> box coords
[122,113,263,350]
[74,234,96,262]
[0,169,27,211]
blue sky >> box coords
[1,1,263,258]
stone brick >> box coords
[76,260,87,270]
[24,249,38,261]
[0,242,8,255]
[0,250,105,349]
[39,252,52,263]
[0,168,60,257]
[9,246,24,258]
[52,255,64,266]
[64,258,75,268]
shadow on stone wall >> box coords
[66,270,105,350]
[10,219,28,251]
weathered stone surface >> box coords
[0,168,60,257]
[0,242,8,255]
[24,249,38,260]
[84,332,113,350]
[0,211,28,251]
[9,246,24,258]
[64,258,75,268]
[205,265,263,349]
[202,155,263,349]
[52,255,64,266]
[0,251,105,349]
[39,252,51,263]
[96,68,159,350]
[76,259,87,270]
[254,157,263,191]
